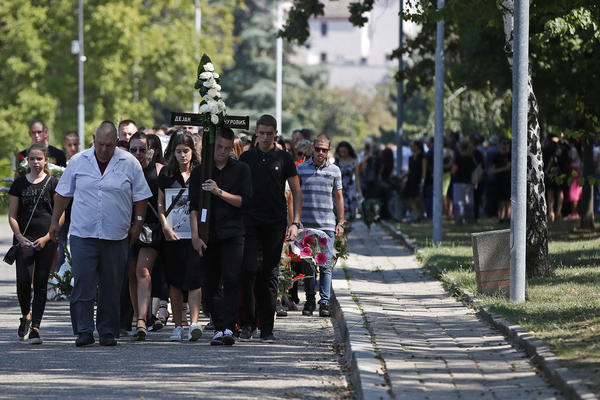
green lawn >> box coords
[392,218,600,394]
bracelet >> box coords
[337,221,345,227]
[292,222,301,228]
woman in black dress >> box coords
[127,132,164,340]
[404,140,427,222]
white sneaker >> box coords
[169,326,184,342]
[188,323,203,341]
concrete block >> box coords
[471,229,510,297]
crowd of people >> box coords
[349,132,593,224]
[8,116,346,347]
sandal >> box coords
[134,319,147,341]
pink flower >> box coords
[317,236,328,246]
[315,252,327,265]
[300,247,312,257]
[302,235,314,247]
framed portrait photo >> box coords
[165,188,191,239]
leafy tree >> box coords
[0,0,236,158]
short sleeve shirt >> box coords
[9,175,58,240]
[297,158,342,232]
[56,147,152,240]
[239,146,297,225]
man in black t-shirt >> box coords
[239,114,302,343]
[18,120,67,168]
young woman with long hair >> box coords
[157,132,203,342]
[8,143,64,344]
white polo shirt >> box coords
[56,147,152,240]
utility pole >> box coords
[394,0,404,221]
[77,0,85,150]
[510,0,528,302]
[432,0,445,245]
[193,0,202,114]
[275,0,284,133]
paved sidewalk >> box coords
[333,221,564,400]
[0,222,350,400]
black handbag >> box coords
[4,176,52,265]
[137,189,186,245]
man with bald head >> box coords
[49,121,152,347]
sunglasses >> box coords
[314,147,329,153]
[130,147,147,154]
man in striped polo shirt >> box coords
[297,133,345,317]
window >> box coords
[321,52,327,63]
[321,22,327,36]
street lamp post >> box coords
[432,0,445,245]
[395,0,404,221]
[76,0,85,151]
[276,0,284,133]
[193,0,202,114]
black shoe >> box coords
[222,329,235,346]
[302,300,316,316]
[276,300,288,317]
[261,334,276,343]
[28,328,42,345]
[18,317,32,340]
[239,326,254,341]
[75,332,95,347]
[211,331,224,346]
[319,303,331,317]
[204,321,215,331]
[99,334,117,346]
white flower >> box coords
[212,72,220,79]
[217,100,226,112]
[199,71,213,80]
[214,84,222,91]
[203,80,213,88]
[207,88,221,99]
[211,114,219,124]
[209,102,220,115]
[204,62,215,72]
[199,103,210,113]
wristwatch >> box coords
[135,215,144,221]
[337,221,346,228]
[292,221,301,229]
[217,189,223,196]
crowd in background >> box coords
[339,132,596,225]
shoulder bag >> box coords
[4,176,52,265]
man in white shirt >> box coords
[49,121,152,347]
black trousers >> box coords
[204,235,244,332]
[240,221,286,337]
[16,241,58,329]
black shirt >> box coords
[453,154,476,183]
[239,146,297,225]
[19,145,67,167]
[9,175,58,240]
[143,162,160,224]
[189,158,252,240]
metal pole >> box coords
[432,0,445,245]
[394,0,404,221]
[510,0,528,302]
[193,0,201,114]
[275,0,283,133]
[77,0,85,150]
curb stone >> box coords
[379,219,598,400]
[331,264,393,400]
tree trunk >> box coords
[580,135,595,229]
[499,0,550,277]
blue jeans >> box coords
[303,230,334,305]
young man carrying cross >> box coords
[239,114,302,343]
[189,127,252,346]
